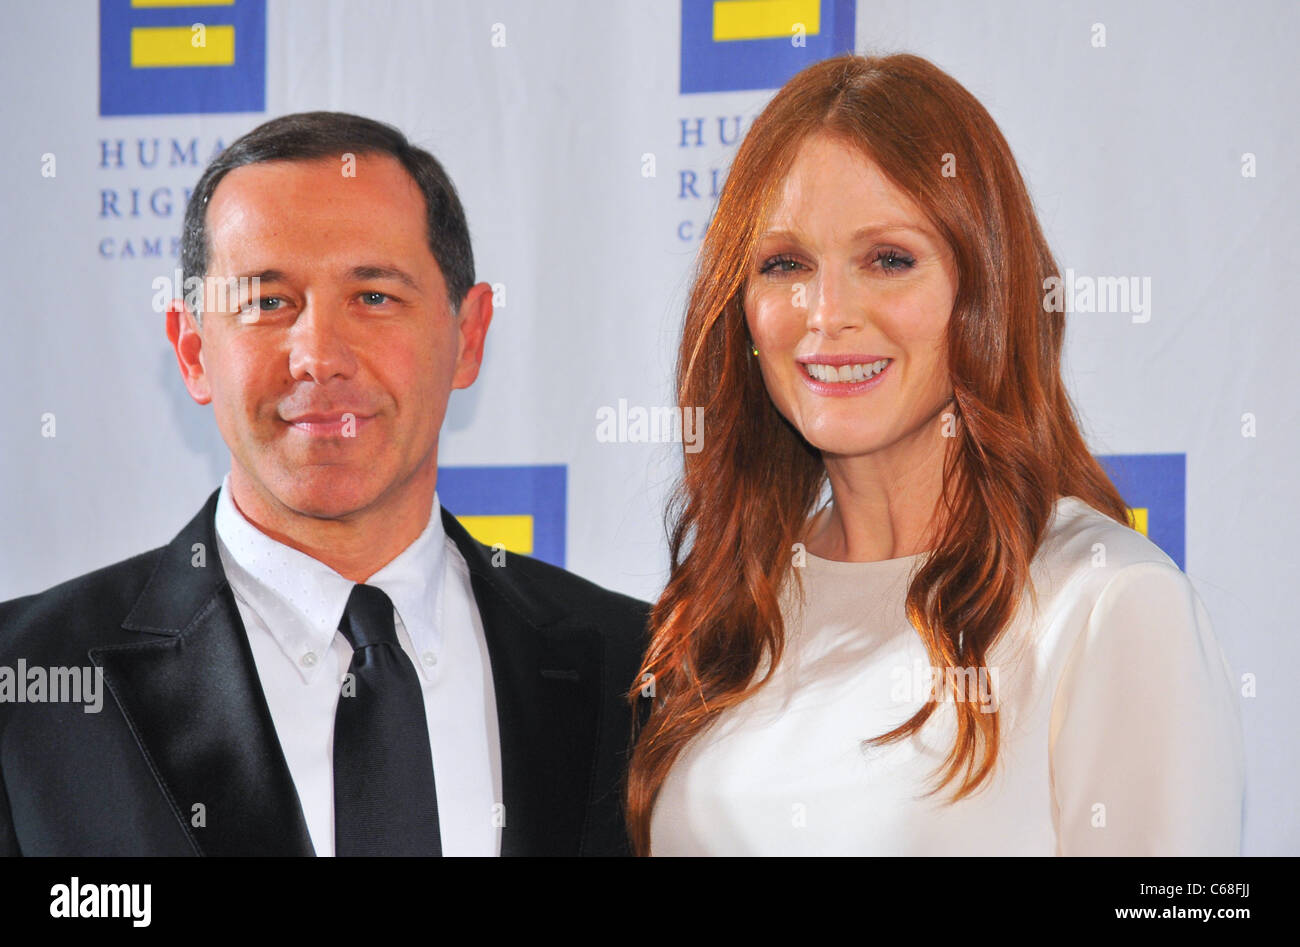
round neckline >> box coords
[802,548,929,573]
[800,504,932,573]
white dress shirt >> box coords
[214,474,502,856]
[650,495,1245,855]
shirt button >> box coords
[301,651,319,668]
[422,652,438,668]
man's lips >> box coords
[281,412,376,436]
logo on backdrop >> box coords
[96,1,271,260]
[673,1,854,244]
[1096,453,1187,570]
[680,0,855,94]
[438,465,568,568]
[99,0,267,116]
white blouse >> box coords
[650,496,1245,855]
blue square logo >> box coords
[680,0,856,94]
[1096,453,1187,570]
[438,465,567,568]
[100,0,267,116]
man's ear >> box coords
[451,282,495,390]
[165,300,213,405]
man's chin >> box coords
[266,472,386,521]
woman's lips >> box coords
[797,357,893,396]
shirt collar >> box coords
[214,473,448,682]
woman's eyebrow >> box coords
[756,222,935,242]
[849,223,936,241]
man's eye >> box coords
[240,296,282,313]
[360,292,391,305]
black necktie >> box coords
[333,583,442,856]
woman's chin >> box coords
[802,429,890,459]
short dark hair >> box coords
[181,111,475,316]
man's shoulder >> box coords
[447,531,650,656]
[496,549,649,624]
[0,546,167,664]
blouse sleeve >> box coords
[1048,560,1245,855]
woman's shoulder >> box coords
[1029,494,1189,611]
[1014,497,1221,709]
[1041,494,1177,567]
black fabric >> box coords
[0,489,651,856]
[333,584,441,856]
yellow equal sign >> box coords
[1126,507,1149,536]
[131,25,235,67]
[131,0,234,6]
[459,515,535,555]
[713,0,821,41]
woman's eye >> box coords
[874,249,916,273]
[759,255,803,275]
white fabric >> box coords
[651,496,1244,855]
[214,474,502,856]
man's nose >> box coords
[805,266,865,339]
[287,300,357,383]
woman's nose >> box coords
[805,267,864,338]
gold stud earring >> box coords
[750,344,759,356]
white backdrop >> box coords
[0,1,1295,855]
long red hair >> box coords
[625,53,1129,854]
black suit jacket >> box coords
[0,489,650,856]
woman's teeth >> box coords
[803,359,892,383]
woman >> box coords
[629,53,1244,855]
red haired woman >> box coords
[629,54,1243,855]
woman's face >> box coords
[744,133,959,461]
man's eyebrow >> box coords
[348,264,422,290]
[232,269,288,284]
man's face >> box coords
[174,153,489,522]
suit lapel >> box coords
[91,490,314,856]
[441,508,605,856]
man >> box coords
[0,112,648,856]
